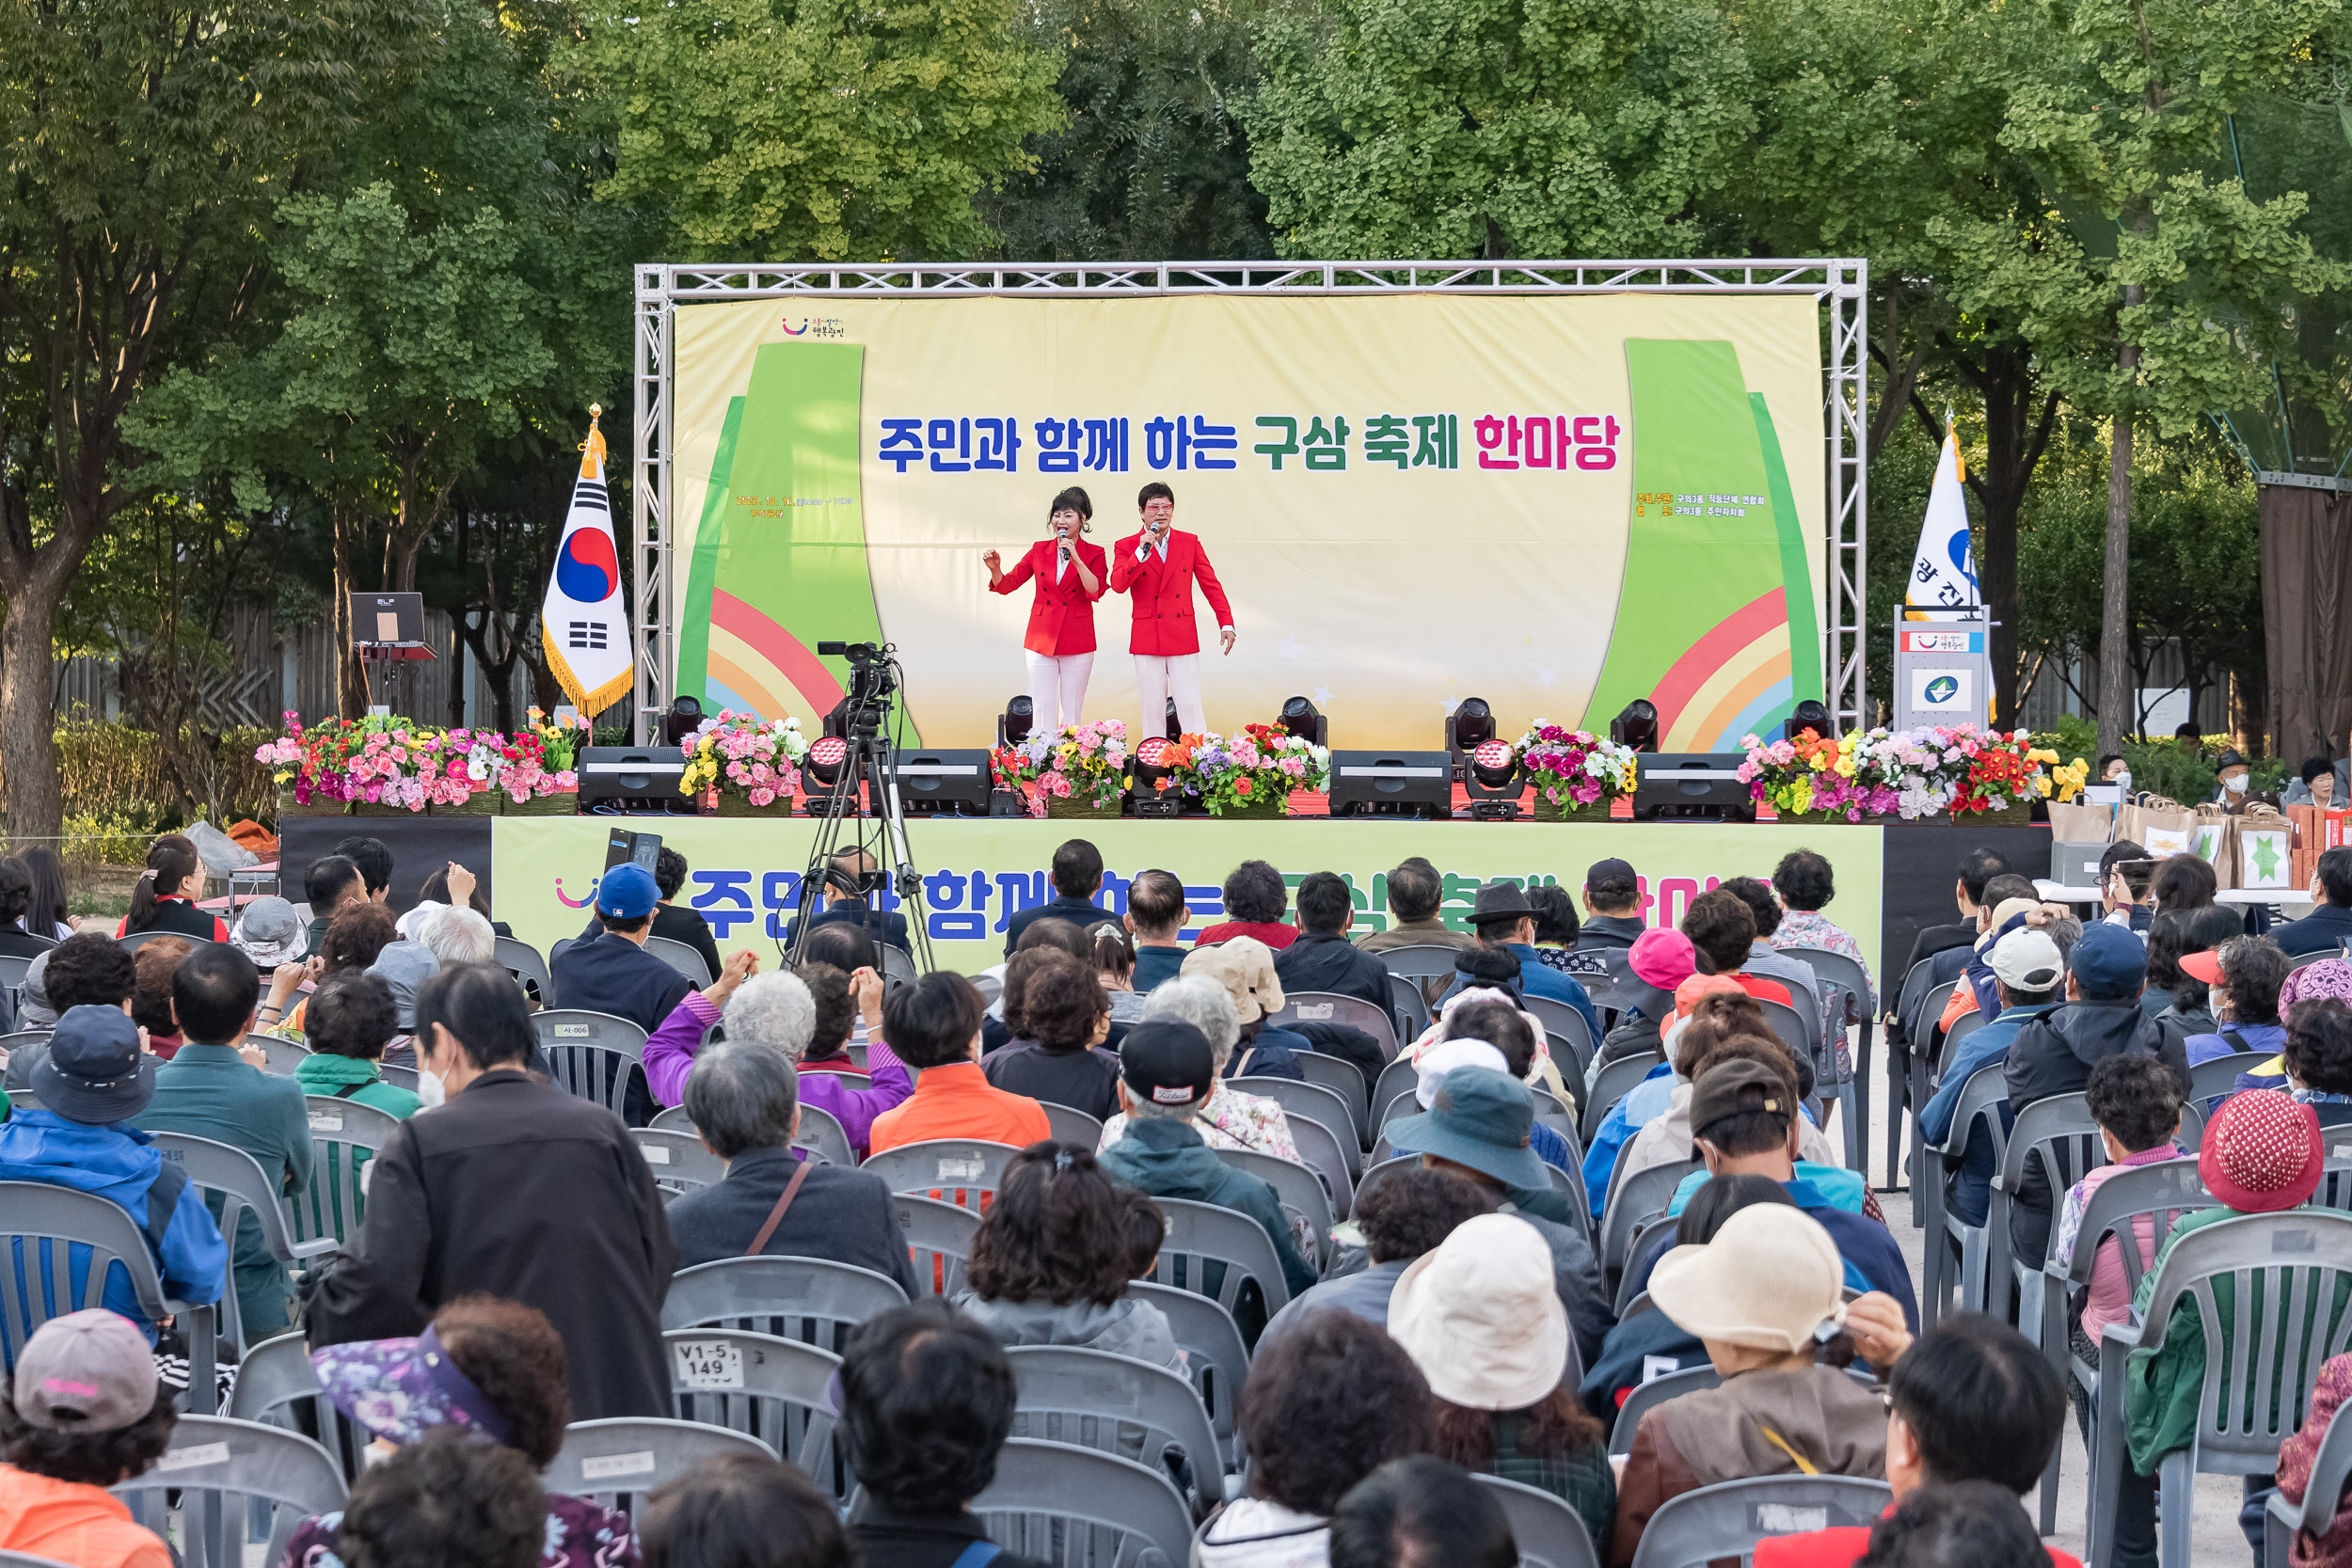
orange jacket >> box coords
[0,1467,171,1568]
[866,1063,1051,1155]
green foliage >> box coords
[576,0,1067,260]
[1243,0,1753,257]
[0,721,278,843]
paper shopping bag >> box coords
[2117,794,2193,852]
[2047,800,2114,843]
[2234,806,2294,892]
[2190,803,2234,887]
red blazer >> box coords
[1108,529,1233,657]
[991,537,1108,657]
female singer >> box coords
[984,486,1109,730]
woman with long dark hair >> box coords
[984,485,1107,730]
[9,845,74,941]
[116,833,226,942]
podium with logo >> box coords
[1894,610,1994,731]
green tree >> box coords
[0,0,422,837]
[1243,0,1753,258]
[577,0,1066,261]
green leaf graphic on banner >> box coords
[676,394,745,708]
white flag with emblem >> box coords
[1905,420,1979,619]
[541,407,633,715]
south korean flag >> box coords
[541,406,634,714]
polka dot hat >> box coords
[2198,1091,2324,1214]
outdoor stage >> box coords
[279,811,2054,982]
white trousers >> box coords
[1025,650,1093,732]
[1135,653,1206,737]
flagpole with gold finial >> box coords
[580,404,607,479]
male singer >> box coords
[1108,481,1234,736]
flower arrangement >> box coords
[1738,727,1900,821]
[1738,721,2090,821]
[678,711,807,809]
[256,710,585,814]
[1181,724,1330,816]
[1515,722,1640,816]
[991,721,1129,816]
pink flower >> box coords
[748,786,776,806]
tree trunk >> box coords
[0,574,64,841]
[331,505,371,720]
[2096,376,2138,756]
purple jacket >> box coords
[644,992,914,1155]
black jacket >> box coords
[579,904,723,982]
[2002,997,2170,1264]
[852,1506,1052,1568]
[981,1041,1122,1122]
[308,1069,676,1419]
[1001,895,1119,958]
[1272,929,1400,1035]
[1287,1019,1385,1088]
[781,899,913,954]
[1899,922,1977,995]
[552,932,695,1034]
[664,1145,919,1296]
[1575,914,1647,952]
[2274,903,2352,958]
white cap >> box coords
[1415,1038,1511,1108]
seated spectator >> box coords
[134,942,311,1340]
[578,847,719,977]
[227,895,306,977]
[2134,907,2237,1056]
[9,948,56,1034]
[127,936,190,1060]
[1439,883,1602,1042]
[338,1426,545,1568]
[367,939,441,1050]
[1590,927,1699,1086]
[289,1295,640,1567]
[1327,1456,1518,1568]
[1915,927,2067,1226]
[552,863,692,1036]
[1414,950,1575,1098]
[1384,1068,1610,1367]
[2273,1352,2352,1568]
[1581,1175,1797,1418]
[1277,871,1402,1034]
[791,959,875,1076]
[982,920,1094,1057]
[1001,837,1119,956]
[645,958,912,1156]
[2284,755,2339,808]
[1612,1204,1911,1568]
[1681,886,1793,1011]
[956,1141,1180,1367]
[1260,1164,1494,1347]
[1755,1313,2076,1568]
[1391,1212,1617,1545]
[2264,995,2352,1104]
[115,834,226,942]
[1577,858,1648,951]
[1900,847,2011,982]
[309,963,676,1421]
[335,833,394,906]
[1772,847,1877,1022]
[1580,972,1745,1219]
[1852,1481,2054,1568]
[10,845,74,944]
[1200,1313,1438,1566]
[320,900,400,977]
[641,1453,851,1568]
[0,859,54,962]
[421,905,499,968]
[842,1302,1053,1568]
[1720,876,1824,1064]
[1434,996,1579,1173]
[983,952,1121,1120]
[1357,856,1473,956]
[1123,868,1192,991]
[2150,852,2218,914]
[780,847,912,951]
[1094,924,1148,1024]
[2180,935,2289,1071]
[0,1309,179,1567]
[1096,976,1302,1160]
[0,1008,227,1344]
[1182,937,1308,1080]
[2233,963,2352,1101]
[802,919,881,979]
[293,972,423,1117]
[867,972,1051,1154]
[1527,883,1604,979]
[301,853,365,955]
[1614,994,1838,1199]
[1097,1019,1318,1319]
[1906,875,2042,1063]
[664,1043,918,1291]
[1195,858,1298,949]
[2118,1092,2339,1568]
[3,935,134,1086]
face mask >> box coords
[2227,773,2249,794]
[2113,769,2132,794]
[416,1066,447,1107]
[2209,986,2229,1017]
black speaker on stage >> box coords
[1630,753,1754,821]
[1327,752,1452,819]
[882,750,993,815]
[577,747,693,812]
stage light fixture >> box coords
[1463,736,1525,819]
[1279,696,1327,746]
[803,736,849,792]
[997,695,1034,748]
[1129,736,1184,817]
[1447,697,1496,753]
[1610,699,1660,753]
[1783,699,1832,742]
[660,695,705,747]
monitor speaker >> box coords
[1327,752,1452,819]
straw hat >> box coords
[1387,1213,1568,1410]
[1646,1203,1846,1354]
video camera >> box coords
[818,640,897,738]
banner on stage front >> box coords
[669,293,1828,750]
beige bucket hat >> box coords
[1387,1212,1568,1410]
[1645,1202,1847,1354]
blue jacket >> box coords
[0,1110,228,1347]
[1132,945,1186,993]
[1918,1004,2054,1227]
[1581,1060,1675,1219]
[1440,944,1602,1045]
[552,932,695,1035]
[2272,903,2352,958]
[1658,1168,1919,1329]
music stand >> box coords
[353,592,435,713]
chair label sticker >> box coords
[159,1442,230,1471]
[1755,1505,1828,1532]
[938,1158,984,1181]
[1641,1355,1679,1384]
[309,1113,344,1132]
[672,1339,745,1388]
[555,1023,590,1037]
[642,1144,672,1164]
[580,1449,659,1479]
[1297,1004,1334,1020]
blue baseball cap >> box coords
[596,862,660,920]
[2070,922,2147,1001]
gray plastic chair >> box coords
[631,1127,729,1196]
[1525,995,1597,1074]
[1583,1050,1665,1144]
[973,1436,1195,1568]
[257,1036,310,1076]
[229,1329,368,1481]
[1901,977,1959,1192]
[860,1137,1020,1208]
[652,1103,697,1133]
[1042,1100,1105,1149]
[1230,1076,1361,1176]
[546,1417,775,1513]
[1629,1474,1894,1568]
[1279,1111,1358,1219]
[532,1008,650,1117]
[1372,1055,1421,1128]
[1376,943,1463,983]
[0,1181,211,1398]
[120,929,214,955]
[0,1029,52,1067]
[1216,1148,1336,1274]
[1274,990,1399,1064]
[893,1191,981,1297]
[0,1549,76,1567]
[149,1132,337,1354]
[878,943,918,990]
[1608,1366,1723,1458]
[2266,1377,2352,1568]
[1127,1280,1250,1461]
[1148,1195,1294,1322]
[779,1101,850,1166]
[494,934,558,1007]
[645,935,715,986]
[2191,1052,2260,1107]
[1942,1004,1986,1056]
[1388,972,1432,1038]
[1982,1092,2108,1326]
[661,1328,845,1495]
[1917,1060,2008,1328]
[112,1414,347,1568]
[1785,946,1874,1136]
[662,1256,910,1350]
[1599,1158,1701,1285]
[1474,1471,1604,1568]
[1288,1048,1371,1142]
[291,1095,404,1245]
[2091,1211,2352,1568]
[1006,1345,1225,1514]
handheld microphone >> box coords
[1056,524,1071,562]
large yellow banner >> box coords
[670,293,1826,751]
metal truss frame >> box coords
[631,259,1870,738]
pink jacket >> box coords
[2055,1145,2189,1339]
[644,991,913,1156]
